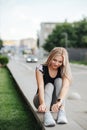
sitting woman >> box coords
[33,47,72,127]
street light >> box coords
[62,32,68,49]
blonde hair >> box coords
[44,47,72,84]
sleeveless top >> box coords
[36,64,61,85]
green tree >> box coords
[74,18,87,47]
[0,39,3,50]
[43,22,76,51]
[43,17,87,52]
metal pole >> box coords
[62,32,68,49]
[65,32,68,49]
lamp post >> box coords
[62,32,68,49]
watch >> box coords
[57,98,63,103]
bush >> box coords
[0,55,9,67]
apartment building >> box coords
[39,22,58,47]
[20,38,37,49]
[19,38,37,54]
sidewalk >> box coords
[7,59,87,130]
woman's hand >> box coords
[51,102,62,112]
[38,103,47,112]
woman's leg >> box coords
[51,78,63,105]
[33,94,39,109]
[52,78,68,124]
[44,83,56,126]
[33,83,56,127]
[33,83,54,110]
[44,83,54,110]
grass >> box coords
[70,60,87,65]
[0,67,42,130]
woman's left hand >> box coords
[51,102,61,112]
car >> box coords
[26,55,38,63]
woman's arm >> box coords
[58,76,70,100]
[36,69,46,112]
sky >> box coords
[0,0,87,40]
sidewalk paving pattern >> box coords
[7,59,87,130]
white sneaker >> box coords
[57,109,68,124]
[44,111,56,127]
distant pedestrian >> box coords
[33,47,72,127]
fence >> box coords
[67,48,87,61]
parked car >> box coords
[26,55,38,63]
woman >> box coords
[33,47,72,127]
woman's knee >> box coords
[54,78,62,88]
[45,83,54,92]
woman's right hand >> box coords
[38,103,47,112]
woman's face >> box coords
[50,55,63,69]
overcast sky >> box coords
[0,0,87,40]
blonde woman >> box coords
[33,47,72,127]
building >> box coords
[2,38,37,55]
[39,22,58,47]
[3,40,19,46]
[19,38,37,54]
[20,38,37,49]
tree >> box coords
[43,18,87,52]
[43,22,76,51]
[74,18,87,47]
[0,39,3,50]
